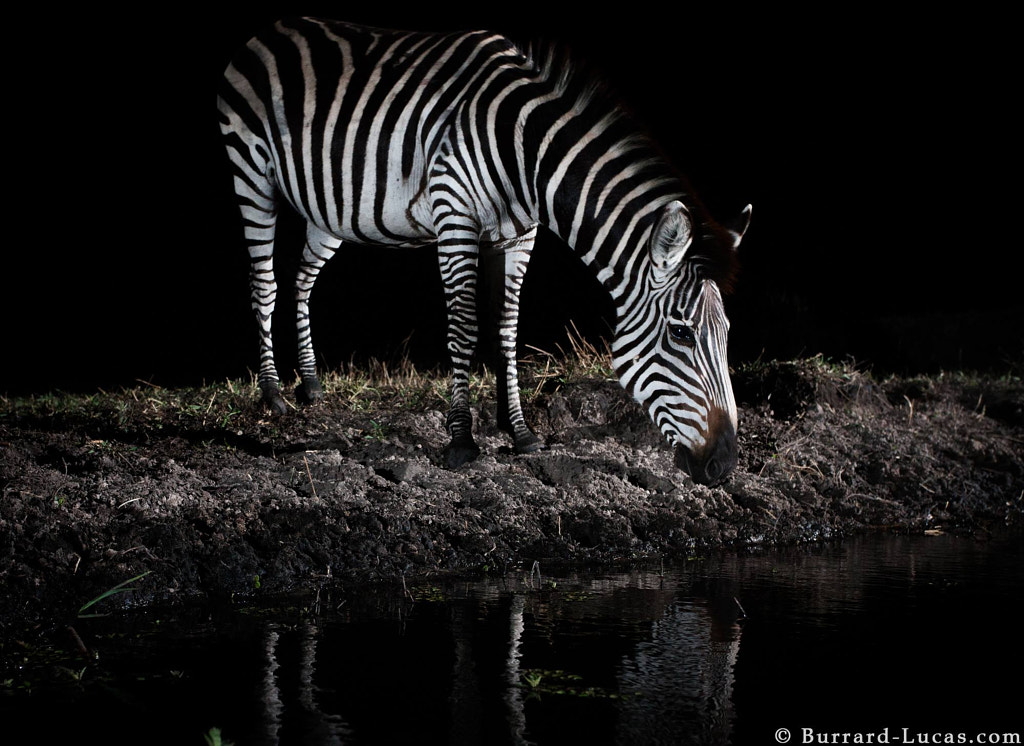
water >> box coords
[3,532,1021,745]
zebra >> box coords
[217,17,751,485]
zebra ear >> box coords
[726,204,752,250]
[649,200,692,282]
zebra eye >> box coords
[668,323,695,347]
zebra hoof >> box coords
[443,438,480,469]
[261,388,290,415]
[514,433,545,454]
[295,377,324,405]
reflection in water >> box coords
[505,594,528,746]
[616,599,741,745]
[4,532,1021,745]
[245,563,752,744]
[449,602,483,744]
[261,627,283,743]
[245,567,746,745]
[259,621,352,745]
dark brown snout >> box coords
[674,409,737,485]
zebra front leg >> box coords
[438,239,482,468]
[295,225,341,404]
[491,230,543,454]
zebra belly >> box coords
[278,149,439,249]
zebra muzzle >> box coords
[674,419,737,486]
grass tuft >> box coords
[1,325,616,429]
[520,322,615,400]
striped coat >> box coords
[218,17,750,483]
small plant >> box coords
[78,571,152,618]
[365,420,389,441]
[204,727,234,746]
[411,585,447,603]
[518,668,623,699]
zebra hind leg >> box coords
[221,109,289,415]
[295,225,341,404]
[242,211,290,414]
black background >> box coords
[5,5,1019,396]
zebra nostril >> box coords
[704,458,724,483]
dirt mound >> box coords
[2,360,1021,630]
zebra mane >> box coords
[519,37,619,123]
[518,36,740,295]
[693,221,741,295]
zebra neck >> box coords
[496,50,691,305]
[527,132,687,306]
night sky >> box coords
[5,5,1018,396]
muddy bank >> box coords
[2,360,1022,630]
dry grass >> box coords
[519,322,615,399]
[1,325,616,428]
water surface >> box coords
[4,531,1021,744]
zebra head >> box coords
[611,200,750,485]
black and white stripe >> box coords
[218,17,750,483]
